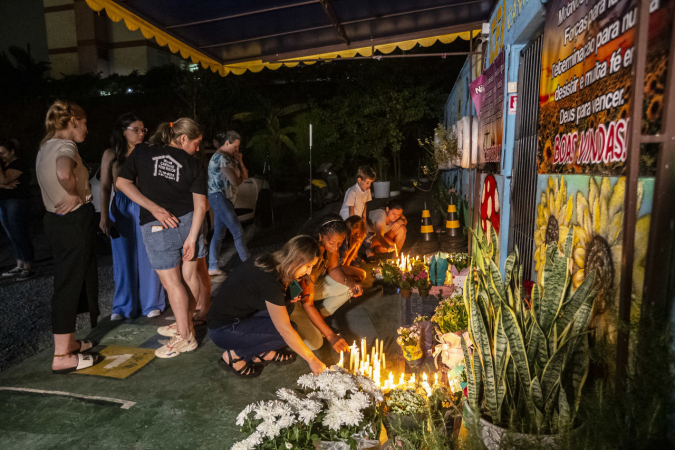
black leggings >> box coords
[44,203,99,334]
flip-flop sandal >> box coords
[254,349,297,366]
[218,351,263,378]
[52,353,103,375]
[74,340,97,353]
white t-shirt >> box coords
[36,139,92,213]
[368,208,392,234]
[339,183,372,220]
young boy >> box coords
[366,199,407,257]
[339,166,376,220]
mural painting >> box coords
[534,175,653,349]
[480,174,502,236]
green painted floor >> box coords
[0,281,405,449]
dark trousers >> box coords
[43,203,99,334]
[0,198,34,263]
[208,309,288,362]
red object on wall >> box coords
[480,174,500,233]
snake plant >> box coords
[461,225,597,434]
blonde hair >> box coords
[255,235,321,285]
[41,100,86,146]
[148,118,202,147]
[356,165,376,182]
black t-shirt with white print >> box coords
[207,261,291,329]
[118,143,207,225]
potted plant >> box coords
[396,324,422,366]
[460,226,598,448]
[384,389,427,429]
[378,261,402,295]
[399,272,413,299]
[232,368,383,450]
[411,261,432,297]
[431,293,469,371]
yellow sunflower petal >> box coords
[593,198,602,235]
[558,225,569,247]
[563,194,573,226]
[636,181,644,213]
[600,177,612,207]
[541,191,548,207]
[589,178,599,208]
[633,214,651,263]
[611,244,623,273]
[608,177,625,219]
[574,246,586,268]
[599,195,609,239]
[576,192,589,226]
[572,269,585,289]
[574,225,588,247]
[632,266,645,299]
[534,229,545,247]
[607,211,623,245]
[584,208,593,236]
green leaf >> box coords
[494,310,509,417]
[569,336,589,417]
[504,252,516,289]
[540,338,571,403]
[539,242,570,335]
[469,292,499,423]
[556,270,596,333]
[529,376,544,431]
[501,300,535,422]
[564,227,574,258]
[461,335,480,409]
[487,259,506,306]
[559,386,571,433]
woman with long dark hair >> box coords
[289,215,360,352]
[207,235,327,378]
[116,117,208,359]
[0,138,35,279]
[37,100,101,374]
[100,113,166,320]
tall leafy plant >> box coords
[461,227,598,434]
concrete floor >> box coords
[0,187,450,448]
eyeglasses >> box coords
[126,127,148,134]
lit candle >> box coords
[349,350,354,372]
[388,372,394,386]
[379,340,384,356]
[399,373,405,386]
[382,352,386,369]
[361,338,366,358]
[434,373,438,386]
[410,373,416,384]
[338,351,344,368]
[423,372,428,383]
[354,350,359,374]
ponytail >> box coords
[41,100,86,147]
[148,117,202,147]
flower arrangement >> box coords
[399,271,413,291]
[447,252,469,271]
[413,315,429,324]
[385,389,427,416]
[397,324,423,362]
[232,368,383,450]
[431,293,468,334]
[379,261,402,287]
[410,260,431,291]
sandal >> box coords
[74,340,97,353]
[52,353,103,375]
[218,350,263,378]
[253,349,297,366]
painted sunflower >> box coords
[571,178,644,292]
[647,94,663,122]
[534,176,573,284]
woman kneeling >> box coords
[207,235,327,378]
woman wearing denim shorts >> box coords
[116,118,208,359]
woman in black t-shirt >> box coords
[117,118,208,360]
[0,139,35,279]
[207,235,328,378]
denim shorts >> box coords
[141,211,207,270]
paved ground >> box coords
[0,187,450,449]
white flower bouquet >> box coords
[232,367,383,450]
[396,325,423,362]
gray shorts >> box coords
[141,211,207,271]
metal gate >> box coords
[507,35,543,279]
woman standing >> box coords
[100,113,166,320]
[206,131,250,275]
[207,235,327,378]
[0,139,35,279]
[36,100,101,374]
[116,118,208,359]
[290,215,359,351]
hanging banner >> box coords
[538,0,672,174]
[470,50,505,166]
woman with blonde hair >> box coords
[207,235,327,378]
[100,113,166,320]
[36,100,101,374]
[116,118,208,359]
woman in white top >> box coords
[36,100,102,374]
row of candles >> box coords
[336,338,438,396]
[395,253,420,273]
